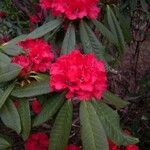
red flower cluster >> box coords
[25,133,49,150]
[11,39,54,77]
[109,141,139,150]
[0,11,6,18]
[65,144,80,150]
[0,35,10,44]
[11,55,31,77]
[50,50,107,100]
[40,0,100,20]
[109,129,139,150]
[31,98,41,114]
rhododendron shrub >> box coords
[0,0,141,149]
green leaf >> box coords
[79,20,105,60]
[103,91,129,109]
[33,93,65,127]
[113,6,132,43]
[0,52,11,65]
[2,45,24,56]
[140,0,149,13]
[0,81,16,109]
[92,101,139,145]
[11,79,50,98]
[0,135,12,150]
[26,19,62,39]
[2,34,27,46]
[49,101,73,150]
[92,19,118,45]
[0,64,21,83]
[61,23,76,55]
[18,100,31,140]
[107,5,125,53]
[1,34,27,56]
[80,101,108,150]
[0,99,21,134]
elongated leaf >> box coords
[26,19,62,39]
[33,93,65,127]
[11,79,50,98]
[140,0,149,13]
[107,6,125,52]
[2,45,24,56]
[80,101,108,150]
[130,0,138,12]
[0,52,11,65]
[0,99,21,134]
[0,64,21,83]
[61,23,76,55]
[1,34,27,56]
[92,20,117,45]
[49,101,73,150]
[113,5,132,43]
[0,81,16,109]
[92,101,139,145]
[0,135,12,150]
[18,100,31,140]
[80,20,105,60]
[103,91,129,109]
[2,34,27,46]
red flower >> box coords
[30,13,42,24]
[0,11,6,18]
[25,133,49,150]
[108,140,118,150]
[65,144,80,150]
[11,55,31,77]
[40,0,100,20]
[126,145,139,150]
[32,99,41,114]
[50,50,107,100]
[19,39,54,72]
[13,100,20,109]
[0,35,10,44]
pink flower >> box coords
[32,99,41,114]
[25,133,49,150]
[50,50,107,100]
[19,39,54,72]
[11,55,31,77]
[40,0,100,20]
[65,144,80,150]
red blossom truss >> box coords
[11,38,54,77]
[50,50,107,100]
[31,98,41,114]
[40,0,100,20]
[65,144,81,150]
[109,129,139,150]
[0,11,6,18]
[109,140,139,150]
[25,133,49,150]
[11,55,31,77]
